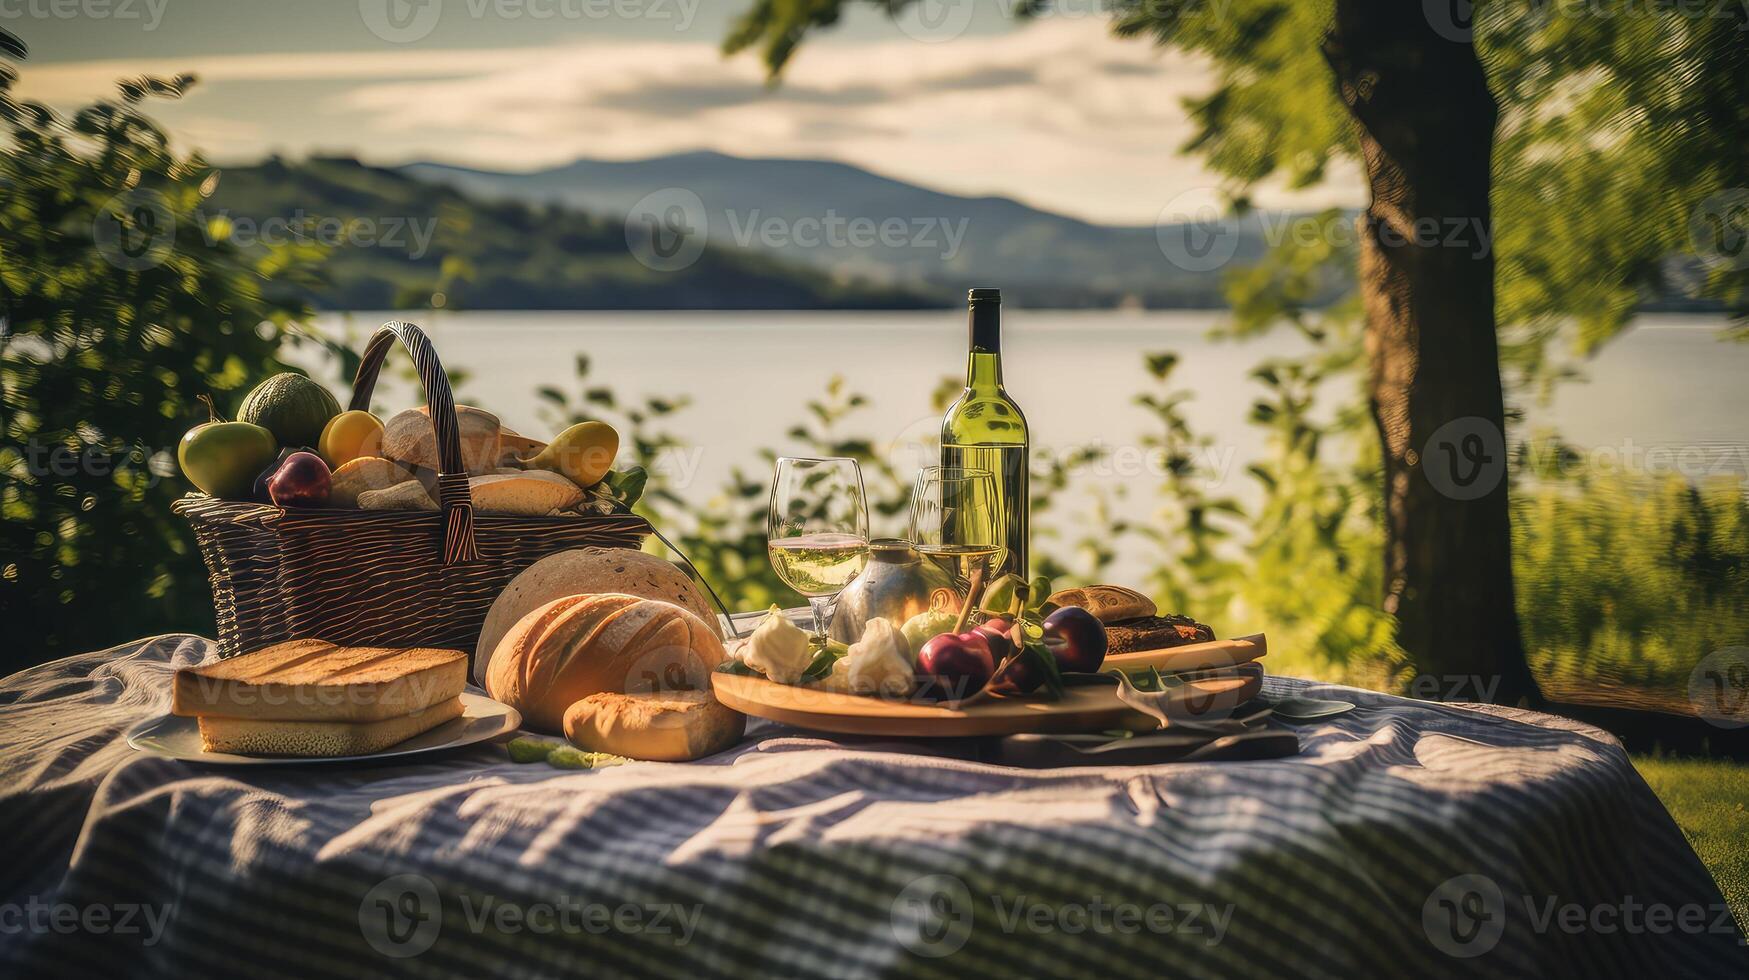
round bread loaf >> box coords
[563,691,745,762]
[486,593,735,756]
[475,547,721,686]
[381,405,502,476]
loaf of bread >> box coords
[198,697,462,756]
[381,405,502,476]
[486,593,741,760]
[173,640,467,722]
[475,547,722,687]
[468,471,584,515]
[329,457,417,508]
[1047,585,1157,624]
[563,691,745,762]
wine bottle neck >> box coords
[965,351,1003,390]
[967,298,1003,389]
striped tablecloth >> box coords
[1,635,1742,978]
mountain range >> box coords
[401,152,1322,308]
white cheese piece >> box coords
[743,608,814,685]
[846,617,916,698]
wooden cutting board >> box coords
[1103,633,1267,675]
[711,670,1261,738]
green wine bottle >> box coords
[940,287,1029,582]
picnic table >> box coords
[1,634,1743,978]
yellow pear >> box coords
[520,421,619,488]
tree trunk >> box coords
[1324,1,1543,706]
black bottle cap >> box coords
[968,287,1002,303]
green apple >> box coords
[180,416,277,500]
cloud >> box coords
[10,49,530,103]
[15,19,1361,223]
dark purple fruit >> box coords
[1044,606,1108,673]
[917,631,996,700]
[267,451,332,508]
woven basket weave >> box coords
[174,320,652,662]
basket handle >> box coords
[348,321,481,564]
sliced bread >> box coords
[198,697,464,756]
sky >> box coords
[7,0,1359,225]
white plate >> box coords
[124,692,522,766]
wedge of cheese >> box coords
[173,641,467,723]
[197,697,464,756]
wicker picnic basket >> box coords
[173,320,652,663]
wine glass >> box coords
[767,456,871,646]
[909,466,1005,608]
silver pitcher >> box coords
[830,538,960,644]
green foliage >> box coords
[1483,2,1749,364]
[1515,448,1749,704]
[1127,351,1242,618]
[0,70,312,671]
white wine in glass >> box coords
[768,456,871,645]
[909,465,1005,602]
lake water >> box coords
[302,310,1749,576]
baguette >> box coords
[1047,585,1157,624]
[198,697,464,757]
[174,641,467,723]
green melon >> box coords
[237,373,342,449]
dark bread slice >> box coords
[1105,615,1217,655]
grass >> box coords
[1633,754,1749,930]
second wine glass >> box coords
[767,456,871,647]
[909,465,1005,605]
